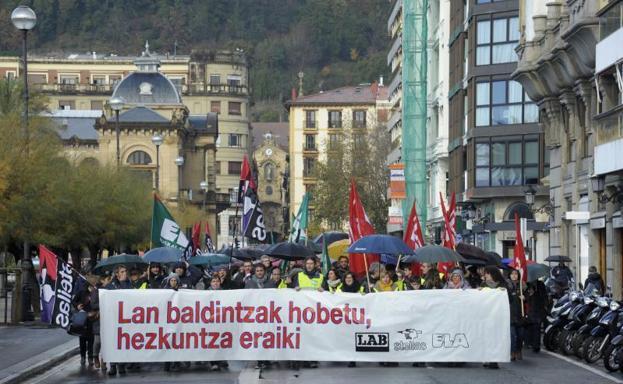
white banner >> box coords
[100,289,510,363]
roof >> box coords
[288,85,386,106]
[189,114,219,135]
[119,107,169,123]
[112,72,182,105]
[250,122,289,150]
[50,113,98,142]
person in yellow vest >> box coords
[292,256,324,292]
[394,270,407,291]
[373,272,399,292]
[322,269,342,293]
[268,267,288,289]
[419,263,443,289]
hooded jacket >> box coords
[584,272,605,295]
[172,262,202,289]
[443,269,471,289]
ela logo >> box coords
[432,333,469,348]
[160,218,189,248]
[355,332,390,352]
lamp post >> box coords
[11,5,37,322]
[524,184,537,208]
[109,96,124,166]
[200,181,208,212]
[152,134,163,191]
[175,156,184,201]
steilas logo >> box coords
[394,328,427,351]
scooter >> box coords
[543,290,577,351]
[559,293,592,355]
[574,295,610,359]
[601,302,623,371]
[583,298,619,363]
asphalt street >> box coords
[21,350,623,384]
[0,325,72,372]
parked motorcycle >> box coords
[601,301,623,371]
[543,290,576,351]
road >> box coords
[22,350,623,384]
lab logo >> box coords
[355,332,390,352]
[432,333,469,348]
[394,329,427,351]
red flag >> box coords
[348,180,378,277]
[191,222,201,255]
[438,192,456,275]
[39,245,58,280]
[238,155,256,204]
[513,213,528,283]
[404,201,424,275]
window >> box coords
[59,100,75,110]
[264,163,275,181]
[265,186,273,196]
[353,110,366,128]
[227,74,241,86]
[329,134,341,150]
[209,75,220,85]
[229,134,241,147]
[27,74,46,84]
[215,161,221,175]
[305,110,316,128]
[228,161,242,175]
[303,157,315,177]
[475,80,538,126]
[92,76,106,85]
[90,100,103,110]
[328,110,342,128]
[211,101,221,114]
[228,102,241,115]
[59,75,79,85]
[305,135,316,150]
[109,75,122,85]
[474,136,540,187]
[353,134,366,150]
[476,17,519,65]
[127,150,152,165]
[228,216,240,236]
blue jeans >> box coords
[511,324,524,353]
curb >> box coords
[0,340,79,384]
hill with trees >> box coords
[0,0,390,120]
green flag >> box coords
[289,193,309,243]
[151,194,189,249]
[321,236,331,276]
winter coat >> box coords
[173,263,202,289]
[526,280,548,323]
[106,278,132,290]
[340,280,362,293]
[244,274,270,289]
[72,285,95,334]
[148,273,166,289]
[322,278,342,292]
[584,273,605,296]
[507,280,525,325]
[443,269,471,289]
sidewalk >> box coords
[0,324,77,384]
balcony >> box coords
[303,120,317,130]
[328,121,342,129]
[594,105,623,175]
[387,0,403,34]
[185,82,248,96]
[596,3,623,74]
[32,83,114,94]
[353,121,367,129]
[387,34,403,66]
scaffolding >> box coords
[402,0,428,225]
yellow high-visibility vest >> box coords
[297,271,323,290]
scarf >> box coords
[327,279,341,289]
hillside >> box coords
[0,0,390,119]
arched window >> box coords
[80,157,99,168]
[127,150,152,165]
[264,162,275,181]
[504,202,534,221]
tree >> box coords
[311,120,390,232]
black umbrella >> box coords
[93,254,148,275]
[456,243,488,261]
[403,245,465,264]
[484,251,503,267]
[265,242,316,260]
[313,231,349,246]
[545,255,572,263]
[298,240,321,253]
[219,246,263,260]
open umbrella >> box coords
[545,255,572,263]
[93,254,148,275]
[265,242,315,260]
[297,240,321,253]
[527,263,550,282]
[220,246,263,260]
[143,247,183,263]
[328,239,350,260]
[456,243,488,262]
[403,245,465,264]
[313,231,349,246]
[347,235,413,255]
[484,251,503,267]
[188,254,231,267]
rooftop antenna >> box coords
[298,71,304,97]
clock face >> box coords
[265,148,273,156]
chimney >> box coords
[371,81,378,97]
[379,75,384,86]
[291,87,297,101]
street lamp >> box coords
[152,134,163,190]
[524,184,537,207]
[175,156,184,201]
[11,5,36,142]
[109,96,124,166]
[200,180,208,211]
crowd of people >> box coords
[71,253,551,375]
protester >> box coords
[481,265,509,369]
[129,268,148,289]
[406,275,421,290]
[233,260,254,288]
[584,266,605,295]
[339,272,362,293]
[464,265,482,288]
[374,272,398,292]
[216,266,235,290]
[334,256,350,280]
[443,268,471,289]
[147,263,166,289]
[72,273,98,367]
[267,268,288,289]
[260,255,274,274]
[245,264,270,289]
[163,273,183,372]
[360,262,381,293]
[172,261,202,289]
[507,269,525,361]
[394,270,407,291]
[526,279,548,353]
[420,263,443,289]
[105,265,131,375]
[322,269,342,292]
[205,275,228,370]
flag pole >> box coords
[395,254,402,273]
[363,254,371,293]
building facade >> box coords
[0,44,250,248]
[512,0,623,293]
[287,84,389,220]
[447,0,548,259]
